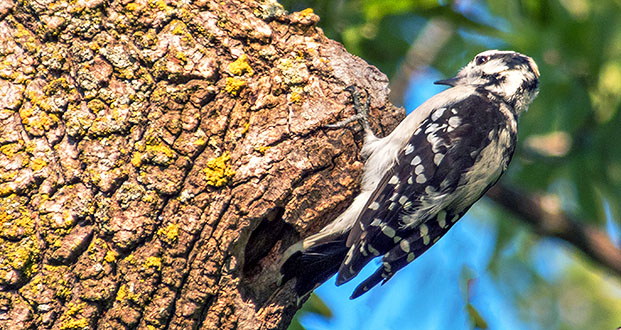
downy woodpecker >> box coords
[281,50,540,299]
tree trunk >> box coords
[0,0,402,329]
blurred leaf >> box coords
[287,293,332,330]
[467,303,489,329]
[302,293,333,318]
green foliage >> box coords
[288,293,333,330]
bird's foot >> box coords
[326,86,371,132]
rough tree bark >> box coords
[3,1,620,330]
[0,0,403,329]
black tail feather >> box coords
[349,266,386,299]
[280,233,349,297]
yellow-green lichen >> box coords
[0,194,34,240]
[19,104,58,135]
[171,20,189,36]
[31,157,47,171]
[228,54,254,76]
[255,145,271,155]
[44,77,73,96]
[115,283,138,303]
[59,317,89,330]
[141,190,158,205]
[0,236,40,284]
[225,77,246,96]
[241,122,250,135]
[192,130,207,146]
[45,265,72,299]
[104,250,117,263]
[19,265,71,302]
[87,99,106,113]
[289,91,302,104]
[59,302,88,330]
[203,151,236,187]
[277,58,309,86]
[131,152,143,167]
[157,223,179,244]
[125,2,140,11]
[175,51,187,63]
[124,254,136,265]
[115,284,128,301]
[55,280,72,299]
[0,143,22,158]
[299,7,314,17]
[143,256,162,271]
[150,0,172,12]
[143,138,177,166]
[65,103,94,137]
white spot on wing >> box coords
[419,224,429,237]
[407,253,415,262]
[382,225,396,238]
[431,108,446,121]
[425,123,439,134]
[360,244,368,256]
[368,244,380,256]
[448,116,460,128]
[411,156,422,166]
[398,196,408,205]
[344,249,354,265]
[416,174,426,183]
[437,211,447,228]
[400,239,410,253]
[434,153,444,165]
[388,175,399,185]
[401,214,416,225]
[405,144,415,155]
[369,202,380,210]
[415,164,425,175]
[427,133,441,146]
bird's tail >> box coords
[280,232,349,299]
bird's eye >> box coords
[475,55,490,65]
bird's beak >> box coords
[434,77,460,87]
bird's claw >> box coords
[326,86,371,132]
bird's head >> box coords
[435,50,540,115]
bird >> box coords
[280,50,540,300]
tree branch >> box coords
[486,184,621,276]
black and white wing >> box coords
[337,93,517,298]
